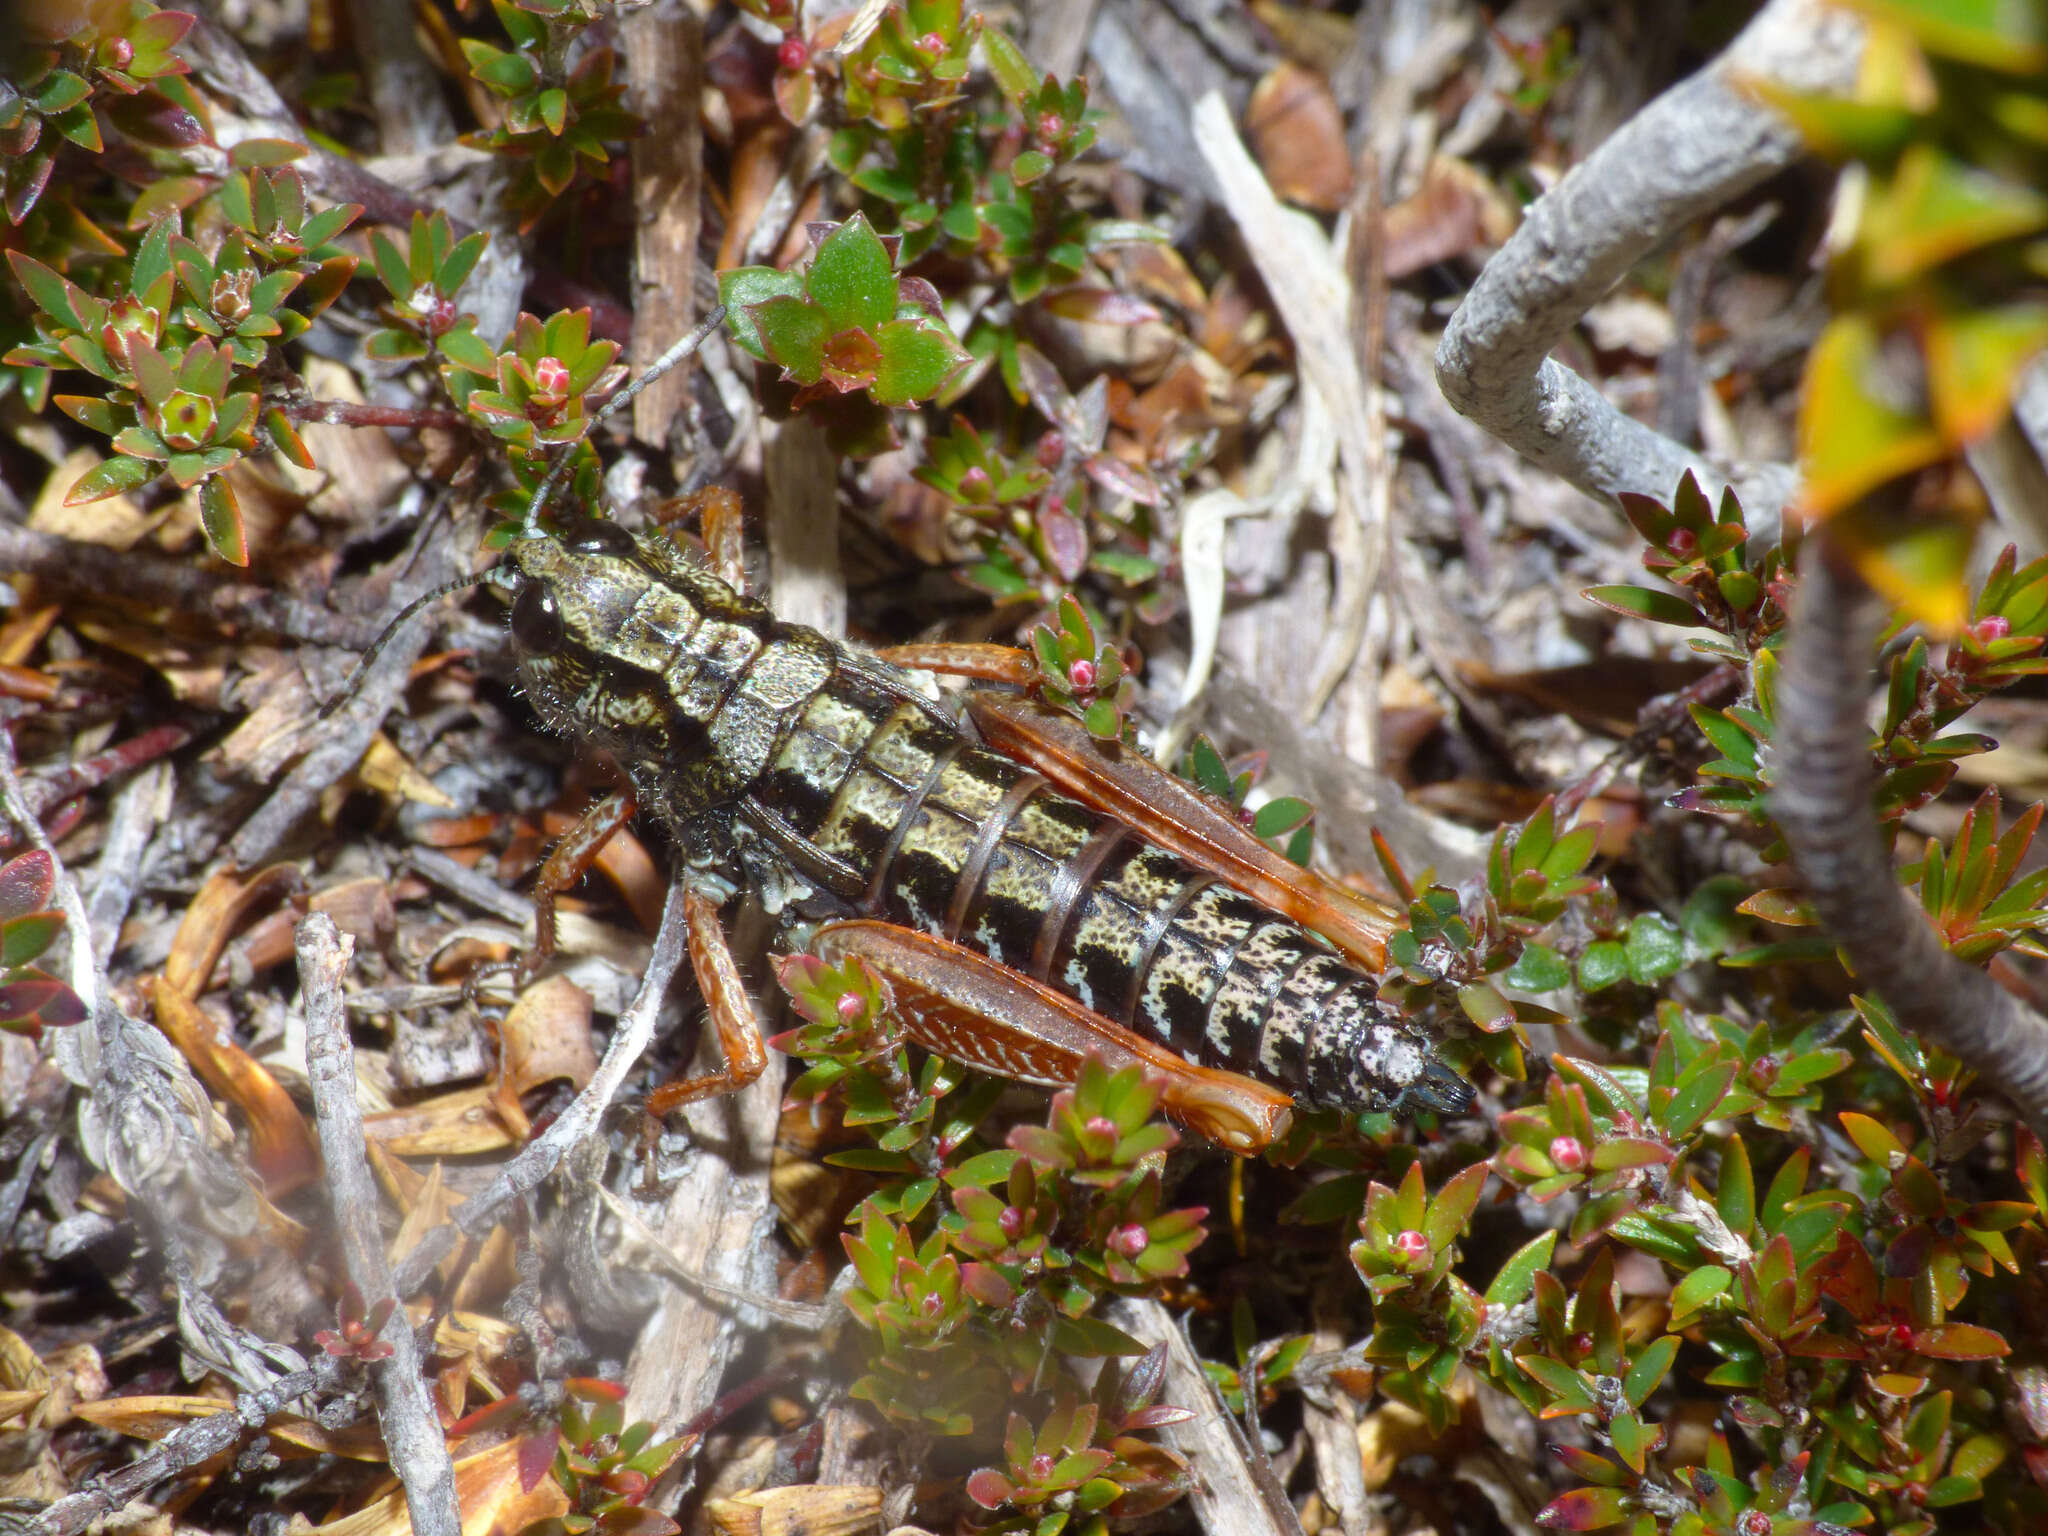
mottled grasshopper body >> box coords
[501,516,1470,1151]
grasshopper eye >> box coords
[511,583,565,654]
[566,519,636,558]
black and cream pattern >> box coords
[506,520,1471,1118]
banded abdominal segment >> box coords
[504,522,1467,1117]
[777,701,1452,1112]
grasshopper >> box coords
[481,505,1470,1153]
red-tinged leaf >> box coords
[1119,1404,1194,1430]
[8,251,91,330]
[264,407,315,470]
[564,1376,628,1403]
[595,1510,680,1536]
[806,214,895,335]
[1535,1484,1631,1529]
[870,316,966,405]
[1041,286,1161,326]
[0,977,87,1031]
[1910,1322,2010,1361]
[0,851,56,924]
[1737,888,1812,925]
[199,474,248,566]
[1589,1136,1671,1172]
[1551,1443,1629,1486]
[0,912,66,969]
[66,455,158,505]
[965,1468,1014,1509]
[1082,451,1163,506]
[1038,499,1089,583]
[1840,1110,1906,1165]
[1582,584,1702,628]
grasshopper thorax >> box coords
[501,518,785,826]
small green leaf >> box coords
[1624,914,1685,985]
[200,474,249,566]
[717,265,805,358]
[1582,584,1701,628]
[871,317,968,405]
[1578,942,1628,992]
[65,456,158,504]
[1505,943,1572,992]
[751,295,830,383]
[807,214,895,335]
[0,912,65,969]
[982,27,1041,103]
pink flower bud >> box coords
[1036,430,1065,468]
[957,466,993,500]
[1975,615,2012,644]
[101,36,134,68]
[1393,1229,1428,1259]
[1067,658,1097,691]
[836,991,864,1023]
[1737,1511,1772,1536]
[533,355,572,397]
[1112,1223,1149,1257]
[999,1206,1026,1239]
[1084,1115,1118,1142]
[1548,1135,1587,1173]
[917,31,947,55]
[1036,112,1064,145]
[1029,1453,1057,1483]
[1667,527,1698,559]
[777,36,809,72]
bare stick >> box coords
[235,523,462,866]
[299,915,462,1536]
[622,0,705,453]
[1774,538,2048,1136]
[388,876,694,1296]
[1433,0,1861,516]
[35,1365,331,1536]
[0,523,383,649]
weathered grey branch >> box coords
[299,915,462,1536]
[33,1365,333,1535]
[1106,1298,1303,1536]
[1774,540,2048,1136]
[388,875,695,1296]
[1434,0,1861,516]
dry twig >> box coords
[1775,539,2048,1137]
[299,915,462,1536]
[1434,0,1861,516]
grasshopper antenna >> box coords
[522,304,727,535]
[316,569,499,721]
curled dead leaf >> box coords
[1381,155,1518,280]
[310,1435,568,1536]
[1245,62,1353,212]
[363,1084,521,1157]
[149,978,320,1196]
[490,974,598,1139]
[361,732,456,809]
[164,864,305,999]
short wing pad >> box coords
[809,919,1295,1153]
